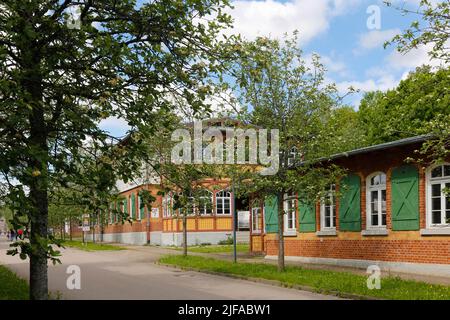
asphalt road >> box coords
[0,240,340,300]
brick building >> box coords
[91,178,247,246]
[86,118,251,246]
[250,136,450,275]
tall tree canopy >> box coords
[385,0,450,63]
[0,0,233,299]
[228,34,346,271]
[358,66,450,145]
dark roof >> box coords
[322,134,432,162]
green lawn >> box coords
[62,240,126,251]
[168,244,249,254]
[159,255,450,300]
[0,265,29,300]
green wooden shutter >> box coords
[264,196,278,233]
[391,165,419,230]
[131,193,136,219]
[299,201,316,232]
[339,174,361,231]
[139,195,145,220]
[122,198,128,222]
[109,203,114,224]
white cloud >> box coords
[387,43,446,69]
[226,0,363,43]
[320,54,348,76]
[355,28,400,52]
[336,73,398,93]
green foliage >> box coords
[385,0,450,63]
[62,240,125,251]
[169,244,249,253]
[160,255,450,300]
[218,236,234,245]
[358,66,450,145]
[0,0,234,299]
[227,33,348,203]
[224,33,350,271]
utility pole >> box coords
[232,183,237,263]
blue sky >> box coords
[101,0,440,137]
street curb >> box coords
[156,262,382,300]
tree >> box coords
[141,114,218,256]
[228,34,347,271]
[383,0,449,163]
[0,0,233,299]
[385,0,450,63]
[358,66,450,144]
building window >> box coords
[162,192,173,218]
[284,192,297,234]
[366,172,387,228]
[427,164,450,227]
[216,190,231,215]
[198,190,213,215]
[251,201,262,233]
[179,192,196,216]
[321,185,336,230]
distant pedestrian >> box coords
[9,229,15,241]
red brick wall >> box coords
[265,238,449,264]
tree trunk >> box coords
[100,213,104,243]
[28,110,49,300]
[18,4,48,301]
[69,214,73,241]
[182,215,187,256]
[92,213,96,244]
[277,193,285,272]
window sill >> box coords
[283,231,297,237]
[420,228,450,236]
[316,229,337,237]
[361,229,388,236]
[252,231,262,235]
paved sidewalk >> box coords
[0,240,341,300]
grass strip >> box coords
[62,240,126,251]
[159,255,450,300]
[0,265,29,300]
[166,244,249,254]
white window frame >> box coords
[426,163,450,229]
[287,146,299,167]
[366,172,387,229]
[137,194,142,221]
[129,195,133,218]
[320,185,336,230]
[283,193,297,235]
[251,203,262,234]
[215,190,232,215]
